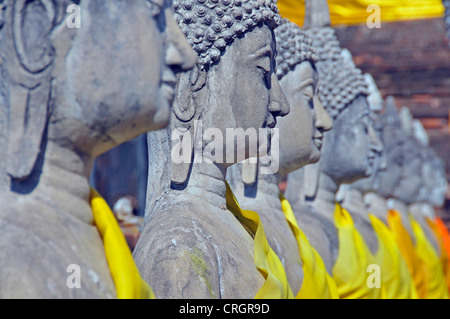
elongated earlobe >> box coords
[304,161,321,199]
[5,0,57,181]
[242,158,258,186]
[169,66,206,187]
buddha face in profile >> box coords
[272,20,332,176]
[301,33,383,185]
[2,0,196,182]
[350,113,387,194]
[170,0,289,174]
[392,138,425,204]
[202,24,289,161]
[277,61,332,175]
[320,94,383,185]
[55,0,197,156]
[376,117,410,199]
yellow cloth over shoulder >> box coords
[410,214,449,299]
[387,210,427,298]
[332,203,381,299]
[225,182,294,299]
[90,188,155,299]
[369,214,418,299]
[279,194,339,299]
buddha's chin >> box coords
[150,93,171,130]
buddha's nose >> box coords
[369,123,384,154]
[165,13,197,71]
[268,74,290,118]
[314,95,333,133]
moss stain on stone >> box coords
[188,247,215,299]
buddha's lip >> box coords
[313,132,323,149]
[266,116,277,129]
[161,82,175,104]
[161,67,177,103]
[313,138,322,150]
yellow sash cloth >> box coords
[279,194,339,299]
[387,210,427,298]
[90,188,155,299]
[369,214,418,299]
[225,182,294,299]
[410,214,449,299]
[332,203,381,299]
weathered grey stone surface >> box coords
[339,74,387,255]
[227,19,333,294]
[0,0,195,298]
[284,0,383,272]
[133,0,290,299]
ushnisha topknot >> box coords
[305,27,368,119]
[173,0,281,70]
[305,27,341,63]
[274,18,319,80]
[315,58,368,120]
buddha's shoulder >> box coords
[140,194,255,253]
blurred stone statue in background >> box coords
[340,77,418,299]
[340,73,387,256]
[0,0,195,298]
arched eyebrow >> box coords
[296,78,314,92]
[149,0,164,8]
[250,45,272,60]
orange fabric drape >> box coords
[387,210,427,298]
[428,217,450,294]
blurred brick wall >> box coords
[334,17,450,221]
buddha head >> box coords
[411,119,447,208]
[375,97,408,198]
[389,107,426,205]
[391,136,425,204]
[0,0,196,189]
[293,0,383,194]
[310,46,383,186]
[349,74,387,194]
[150,0,290,187]
[376,102,425,203]
[273,19,332,177]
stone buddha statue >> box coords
[363,97,417,239]
[133,0,291,299]
[339,73,386,255]
[383,107,431,241]
[400,113,449,299]
[284,12,383,274]
[407,119,443,252]
[226,18,333,295]
[0,0,196,298]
